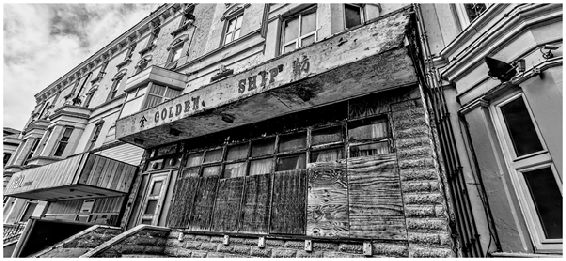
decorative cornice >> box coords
[33,3,179,104]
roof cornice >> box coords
[34,3,185,104]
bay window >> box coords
[492,93,562,252]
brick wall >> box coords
[390,97,454,257]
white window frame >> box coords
[454,3,490,29]
[343,4,365,30]
[223,14,243,45]
[281,6,318,55]
[491,92,562,253]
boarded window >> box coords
[312,126,342,145]
[270,169,307,234]
[212,178,245,232]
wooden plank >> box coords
[306,161,349,238]
[269,169,307,235]
[180,177,200,228]
[239,174,271,234]
[122,166,138,192]
[108,163,125,190]
[84,156,100,185]
[166,177,186,228]
[211,177,245,232]
[88,156,106,186]
[78,154,96,184]
[99,160,117,187]
[347,154,406,239]
[189,177,219,231]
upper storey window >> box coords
[455,3,488,29]
[223,14,243,45]
[344,4,364,29]
[281,5,317,54]
[53,126,74,157]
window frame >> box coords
[223,13,244,46]
[19,201,38,222]
[280,5,318,55]
[343,3,365,30]
[454,3,489,29]
[491,92,562,253]
[107,72,126,102]
[53,126,75,157]
[23,138,40,165]
[86,121,104,152]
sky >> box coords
[3,3,160,130]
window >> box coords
[83,87,97,108]
[142,84,181,109]
[348,118,391,157]
[86,122,104,151]
[23,138,40,165]
[53,126,74,157]
[455,3,488,29]
[344,4,364,29]
[4,153,12,166]
[493,93,562,252]
[36,128,52,156]
[106,76,124,102]
[20,201,38,222]
[281,6,317,54]
[223,14,243,45]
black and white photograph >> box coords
[2,2,563,258]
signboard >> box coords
[116,10,413,140]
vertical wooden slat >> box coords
[167,177,186,228]
[118,166,137,192]
[239,174,271,233]
[78,154,96,184]
[88,156,107,186]
[347,154,406,239]
[180,177,200,228]
[189,177,219,231]
[108,163,125,190]
[99,160,116,187]
[306,160,349,238]
[211,177,245,232]
[270,169,307,235]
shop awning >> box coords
[116,8,419,149]
[4,153,137,201]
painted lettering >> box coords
[175,104,182,116]
[161,108,167,120]
[184,100,191,112]
[248,76,257,91]
[258,71,268,89]
[269,67,279,83]
[155,111,160,123]
[238,79,246,93]
[191,96,200,110]
[169,107,174,118]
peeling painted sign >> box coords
[116,10,413,140]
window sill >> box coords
[116,59,131,69]
[139,44,156,55]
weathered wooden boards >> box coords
[270,169,307,235]
[347,154,406,239]
[306,161,349,238]
[189,177,219,231]
[79,154,137,193]
[166,176,197,228]
[212,177,245,232]
[239,174,271,233]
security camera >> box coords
[543,44,560,50]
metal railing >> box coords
[3,222,26,245]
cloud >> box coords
[3,3,159,130]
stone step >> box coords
[121,254,169,258]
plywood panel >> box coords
[211,177,245,232]
[306,161,349,238]
[347,154,406,239]
[239,174,271,233]
[189,177,219,231]
[270,169,307,235]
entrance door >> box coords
[139,171,170,225]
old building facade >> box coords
[3,3,562,258]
